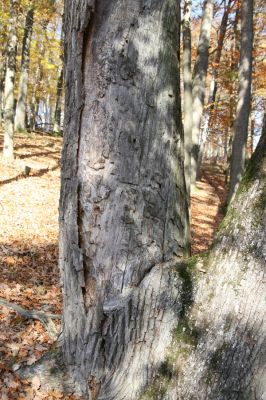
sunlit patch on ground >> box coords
[0,132,82,399]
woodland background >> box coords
[0,0,265,398]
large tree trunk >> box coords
[228,0,253,202]
[60,1,189,398]
[182,0,192,204]
[14,4,34,132]
[190,0,214,187]
[143,111,266,400]
[3,0,19,159]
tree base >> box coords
[17,348,81,397]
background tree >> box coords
[0,0,63,135]
[228,0,254,202]
[191,0,214,187]
[182,0,192,202]
[3,0,19,159]
[53,28,63,133]
[196,0,232,179]
[0,2,9,123]
[14,1,34,132]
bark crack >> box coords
[76,5,96,312]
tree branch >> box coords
[0,298,61,339]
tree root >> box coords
[0,298,61,339]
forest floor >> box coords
[0,132,226,399]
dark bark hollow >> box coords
[60,0,189,398]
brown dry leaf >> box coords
[32,376,41,391]
[47,389,64,399]
[19,348,29,358]
[25,386,34,399]
[7,342,20,355]
[27,354,38,365]
[7,378,20,390]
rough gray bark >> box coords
[3,0,19,159]
[196,0,232,179]
[14,3,34,132]
[228,0,253,202]
[145,111,266,400]
[191,0,214,187]
[182,0,192,203]
[60,0,189,398]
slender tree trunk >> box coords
[228,0,253,202]
[54,28,64,133]
[60,1,189,398]
[182,0,192,204]
[53,67,63,133]
[225,1,241,185]
[0,46,6,124]
[191,0,214,187]
[196,0,231,179]
[3,0,18,159]
[14,4,34,132]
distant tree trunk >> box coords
[0,45,7,124]
[60,1,189,398]
[54,29,64,133]
[14,4,34,132]
[228,0,253,202]
[191,0,214,187]
[182,0,192,203]
[3,0,18,159]
[225,1,241,185]
[196,0,231,179]
[53,67,63,133]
